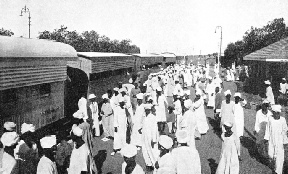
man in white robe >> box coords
[88,94,100,137]
[206,76,216,108]
[233,93,247,138]
[264,105,288,174]
[193,91,209,135]
[265,80,275,105]
[141,104,158,172]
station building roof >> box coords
[77,52,132,59]
[244,37,288,62]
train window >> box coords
[1,88,17,103]
[40,83,51,97]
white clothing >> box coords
[1,152,17,174]
[173,83,183,96]
[113,106,127,149]
[37,156,58,174]
[234,100,246,137]
[121,162,144,174]
[279,83,287,94]
[254,110,272,133]
[216,133,240,174]
[78,97,88,119]
[155,153,175,174]
[266,86,275,105]
[180,109,197,148]
[174,100,183,130]
[264,116,288,174]
[131,104,145,146]
[142,113,158,166]
[213,77,222,89]
[90,102,100,136]
[172,146,201,174]
[155,95,168,122]
[206,82,215,108]
[68,143,89,174]
[193,98,209,134]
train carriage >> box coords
[133,53,164,69]
[0,36,77,134]
[161,52,176,67]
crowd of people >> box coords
[1,63,288,174]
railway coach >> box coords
[133,53,163,70]
[0,36,78,134]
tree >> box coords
[0,28,14,36]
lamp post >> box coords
[20,5,31,38]
[215,26,222,72]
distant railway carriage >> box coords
[0,36,77,134]
[176,55,185,64]
[160,53,176,67]
[133,53,164,69]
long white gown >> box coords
[206,82,215,108]
[113,106,127,150]
[266,86,275,105]
[180,109,197,149]
[154,153,175,174]
[234,100,246,137]
[216,133,240,174]
[155,95,168,122]
[90,102,100,136]
[130,104,145,147]
[142,113,158,166]
[264,116,288,174]
[193,97,209,134]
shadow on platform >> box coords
[208,158,218,174]
[94,150,107,174]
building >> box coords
[0,36,78,133]
[243,37,288,95]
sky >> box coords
[1,0,288,55]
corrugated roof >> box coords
[78,52,132,58]
[133,53,163,58]
[244,37,288,61]
[0,36,77,58]
[160,52,176,58]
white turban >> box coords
[176,130,188,144]
[271,105,282,112]
[184,99,193,109]
[1,132,19,147]
[121,144,138,158]
[234,92,241,98]
[4,122,16,131]
[264,80,271,85]
[88,94,96,99]
[102,94,108,99]
[21,123,35,134]
[159,135,173,149]
[224,90,231,96]
[40,135,56,149]
[143,104,153,110]
[223,122,233,127]
[129,78,133,83]
[156,87,162,91]
[113,87,119,91]
[73,110,85,119]
[72,125,83,137]
[136,93,144,100]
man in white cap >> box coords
[278,78,287,106]
[130,82,141,113]
[78,95,88,120]
[264,104,288,174]
[155,86,168,134]
[172,92,182,132]
[174,79,184,96]
[193,90,209,135]
[110,87,120,111]
[216,122,240,174]
[205,76,216,109]
[220,90,236,134]
[172,130,201,174]
[68,126,92,174]
[100,93,114,140]
[141,104,158,172]
[0,132,19,174]
[88,93,100,137]
[111,97,128,156]
[233,92,247,139]
[264,80,275,105]
[3,122,16,133]
[254,100,272,162]
[154,135,175,174]
[131,93,145,148]
[121,144,144,174]
[37,135,57,174]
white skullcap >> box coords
[195,90,202,96]
[147,96,153,101]
[208,76,213,80]
[72,125,83,137]
[172,90,178,96]
[4,122,16,131]
[136,93,144,100]
[0,132,19,147]
[121,144,137,158]
[119,88,127,93]
[40,135,56,148]
[159,135,173,149]
[234,93,241,98]
[271,105,282,112]
[129,78,133,83]
[282,78,286,80]
[73,110,85,119]
[156,87,162,91]
[118,97,125,103]
[143,104,153,110]
[160,68,164,70]
[176,130,188,144]
[224,90,231,96]
[223,122,233,127]
[264,80,271,85]
[262,99,269,104]
[88,94,96,99]
[21,123,35,134]
[102,94,109,99]
[184,99,193,109]
[216,109,221,113]
[113,87,119,91]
